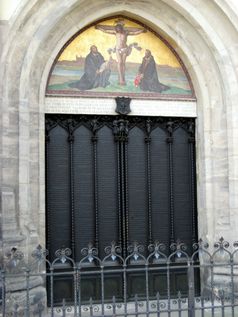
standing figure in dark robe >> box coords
[70,45,111,90]
[137,49,169,92]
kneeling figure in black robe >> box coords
[138,49,169,93]
[70,45,111,90]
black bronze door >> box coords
[45,114,198,303]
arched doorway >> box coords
[2,0,238,313]
[45,16,198,302]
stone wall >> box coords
[1,0,238,270]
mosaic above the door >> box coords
[46,17,195,100]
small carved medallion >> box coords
[115,97,131,115]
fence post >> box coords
[1,269,6,317]
[188,262,195,317]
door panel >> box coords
[46,125,71,259]
[128,126,147,247]
[150,127,170,248]
[97,126,118,255]
[173,127,196,251]
[74,125,95,260]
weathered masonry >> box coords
[1,0,238,313]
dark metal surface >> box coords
[166,119,175,246]
[1,238,238,316]
[145,119,153,245]
[45,115,198,302]
[188,120,197,245]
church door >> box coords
[45,114,198,303]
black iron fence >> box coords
[1,237,238,316]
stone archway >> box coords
[1,0,238,257]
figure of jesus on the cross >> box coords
[95,20,147,86]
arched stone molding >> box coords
[1,0,238,251]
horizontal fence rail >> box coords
[1,237,238,316]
